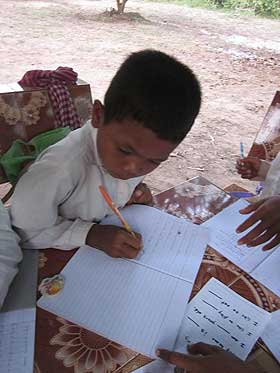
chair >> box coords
[248,91,280,161]
[0,79,92,202]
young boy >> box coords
[10,50,201,259]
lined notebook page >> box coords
[0,308,36,373]
[38,247,192,357]
[203,199,273,272]
[252,248,280,297]
[102,204,209,280]
[174,278,271,360]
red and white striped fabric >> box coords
[18,67,81,130]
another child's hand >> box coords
[236,196,280,251]
[236,157,261,179]
[127,183,153,206]
[157,343,258,373]
[86,224,142,259]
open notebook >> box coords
[133,278,271,372]
[203,199,280,297]
[38,205,209,358]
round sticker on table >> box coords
[39,274,65,297]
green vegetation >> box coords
[151,0,280,18]
[212,0,280,18]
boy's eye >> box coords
[119,148,133,155]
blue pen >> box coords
[240,142,244,159]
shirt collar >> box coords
[88,121,112,176]
[90,123,102,168]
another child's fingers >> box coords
[188,342,222,356]
[236,158,243,166]
[237,221,266,245]
[247,227,279,247]
[236,210,263,234]
[238,200,264,215]
[237,222,264,246]
[263,234,280,251]
[241,172,253,179]
[156,349,200,370]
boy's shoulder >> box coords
[36,122,96,173]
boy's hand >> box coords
[236,196,280,250]
[127,183,153,206]
[236,157,261,179]
[157,343,258,373]
[86,224,142,259]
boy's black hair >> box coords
[103,49,201,143]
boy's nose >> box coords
[123,161,142,177]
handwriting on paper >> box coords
[174,278,271,360]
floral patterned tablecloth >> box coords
[34,176,280,373]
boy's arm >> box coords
[10,164,94,250]
[258,159,271,180]
[14,217,95,250]
[0,202,22,308]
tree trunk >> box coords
[116,0,128,14]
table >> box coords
[34,176,280,373]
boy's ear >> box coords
[91,100,105,129]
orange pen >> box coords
[99,185,136,238]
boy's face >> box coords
[92,101,177,180]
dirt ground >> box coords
[1,0,280,194]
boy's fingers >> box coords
[156,349,201,370]
[134,183,147,197]
[134,184,153,205]
[188,342,221,356]
[122,230,142,250]
[135,190,144,198]
[138,182,148,191]
[122,244,140,259]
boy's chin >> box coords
[109,170,138,180]
[109,171,130,180]
[105,168,124,179]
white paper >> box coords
[38,206,208,358]
[203,200,280,296]
[0,83,23,93]
[252,248,280,297]
[102,204,209,280]
[38,247,192,358]
[261,310,280,363]
[0,308,36,373]
[174,278,271,360]
[133,360,174,373]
